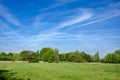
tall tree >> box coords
[94,52,100,62]
[54,48,59,63]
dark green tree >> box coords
[0,52,8,61]
[59,54,66,61]
[7,52,14,61]
[84,54,92,62]
[28,52,39,63]
[20,50,34,61]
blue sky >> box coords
[0,0,120,57]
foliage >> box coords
[115,49,120,55]
[20,50,32,61]
[67,51,84,62]
[40,47,55,63]
[59,54,66,61]
[102,51,120,63]
[28,52,39,63]
[0,48,120,63]
[94,52,100,62]
[54,48,59,63]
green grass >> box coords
[0,62,120,80]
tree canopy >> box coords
[0,48,120,63]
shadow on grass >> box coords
[0,70,24,80]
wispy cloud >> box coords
[66,2,120,31]
[56,11,93,29]
[29,32,60,41]
[36,8,93,34]
[0,20,20,36]
[0,4,24,27]
[40,0,76,11]
[67,13,120,31]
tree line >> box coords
[0,47,120,63]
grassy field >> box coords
[0,62,120,80]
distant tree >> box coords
[36,50,40,54]
[104,53,113,63]
[112,53,120,63]
[54,48,59,63]
[81,51,88,62]
[13,53,21,61]
[59,54,66,61]
[84,54,92,62]
[7,52,14,61]
[101,50,120,63]
[90,55,95,62]
[28,52,39,63]
[0,52,6,56]
[67,52,75,62]
[73,50,82,62]
[0,52,8,61]
[94,52,100,62]
[40,47,55,63]
[74,54,83,62]
[40,48,50,60]
[20,50,34,61]
[115,49,120,55]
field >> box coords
[0,62,120,80]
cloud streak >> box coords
[0,4,24,27]
[56,11,93,29]
[40,0,76,11]
[66,13,120,31]
[66,2,120,31]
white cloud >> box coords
[40,0,76,11]
[66,2,120,31]
[0,20,22,37]
[57,11,93,29]
[0,4,24,27]
[67,13,120,31]
[29,32,60,41]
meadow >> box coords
[0,62,120,80]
